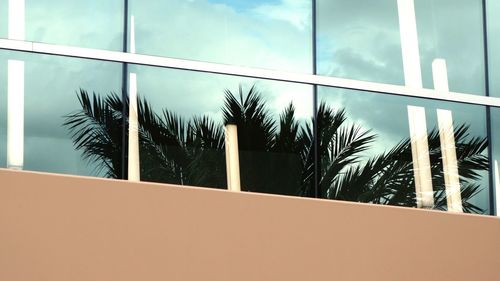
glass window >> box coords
[128,0,312,72]
[317,0,485,96]
[126,64,314,195]
[0,1,6,39]
[0,50,123,177]
[318,87,490,214]
[317,0,404,85]
[487,0,500,97]
[490,107,500,214]
[415,0,485,95]
[0,0,124,50]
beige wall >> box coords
[1,169,500,281]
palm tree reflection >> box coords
[64,86,488,213]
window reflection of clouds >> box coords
[129,65,313,125]
[317,0,485,96]
[129,0,311,73]
[10,0,124,50]
[317,0,489,211]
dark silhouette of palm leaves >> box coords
[64,86,489,213]
[64,89,124,178]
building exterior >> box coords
[1,0,500,280]
[1,0,500,213]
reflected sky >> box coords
[317,0,485,95]
[319,88,490,213]
[0,0,124,50]
[0,51,122,176]
[128,0,312,72]
[487,0,500,97]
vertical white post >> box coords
[495,160,500,216]
[397,0,423,88]
[128,73,140,181]
[7,0,25,170]
[128,15,140,181]
[225,124,241,192]
[8,0,25,41]
[398,0,434,208]
[130,16,136,54]
[408,106,435,208]
[433,59,462,213]
[7,60,24,170]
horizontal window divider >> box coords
[1,38,499,108]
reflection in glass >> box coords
[1,0,124,50]
[486,0,500,97]
[317,0,485,95]
[8,0,25,40]
[128,0,312,72]
[317,0,404,84]
[63,66,315,196]
[0,50,123,176]
[225,124,241,192]
[318,87,489,214]
[414,0,485,95]
[7,59,24,169]
[490,108,500,215]
[432,58,462,212]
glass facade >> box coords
[0,50,123,176]
[1,0,499,216]
[128,0,312,72]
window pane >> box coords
[318,86,490,214]
[415,0,485,95]
[490,107,500,214]
[0,0,124,50]
[128,0,312,72]
[127,64,314,196]
[487,0,500,97]
[0,50,124,176]
[317,0,404,85]
[317,0,485,95]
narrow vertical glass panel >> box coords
[0,50,123,176]
[0,0,124,50]
[486,0,500,97]
[489,107,500,215]
[128,0,312,73]
[126,64,314,196]
[316,0,405,85]
[317,0,485,95]
[318,87,490,215]
[0,0,7,39]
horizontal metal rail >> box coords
[1,38,500,108]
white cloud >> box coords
[253,0,311,31]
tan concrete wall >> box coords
[0,169,499,281]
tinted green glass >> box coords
[128,0,312,72]
[317,0,404,85]
[318,86,490,214]
[487,0,500,97]
[0,50,123,176]
[317,0,485,95]
[0,0,124,50]
[489,107,500,214]
[127,64,314,195]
